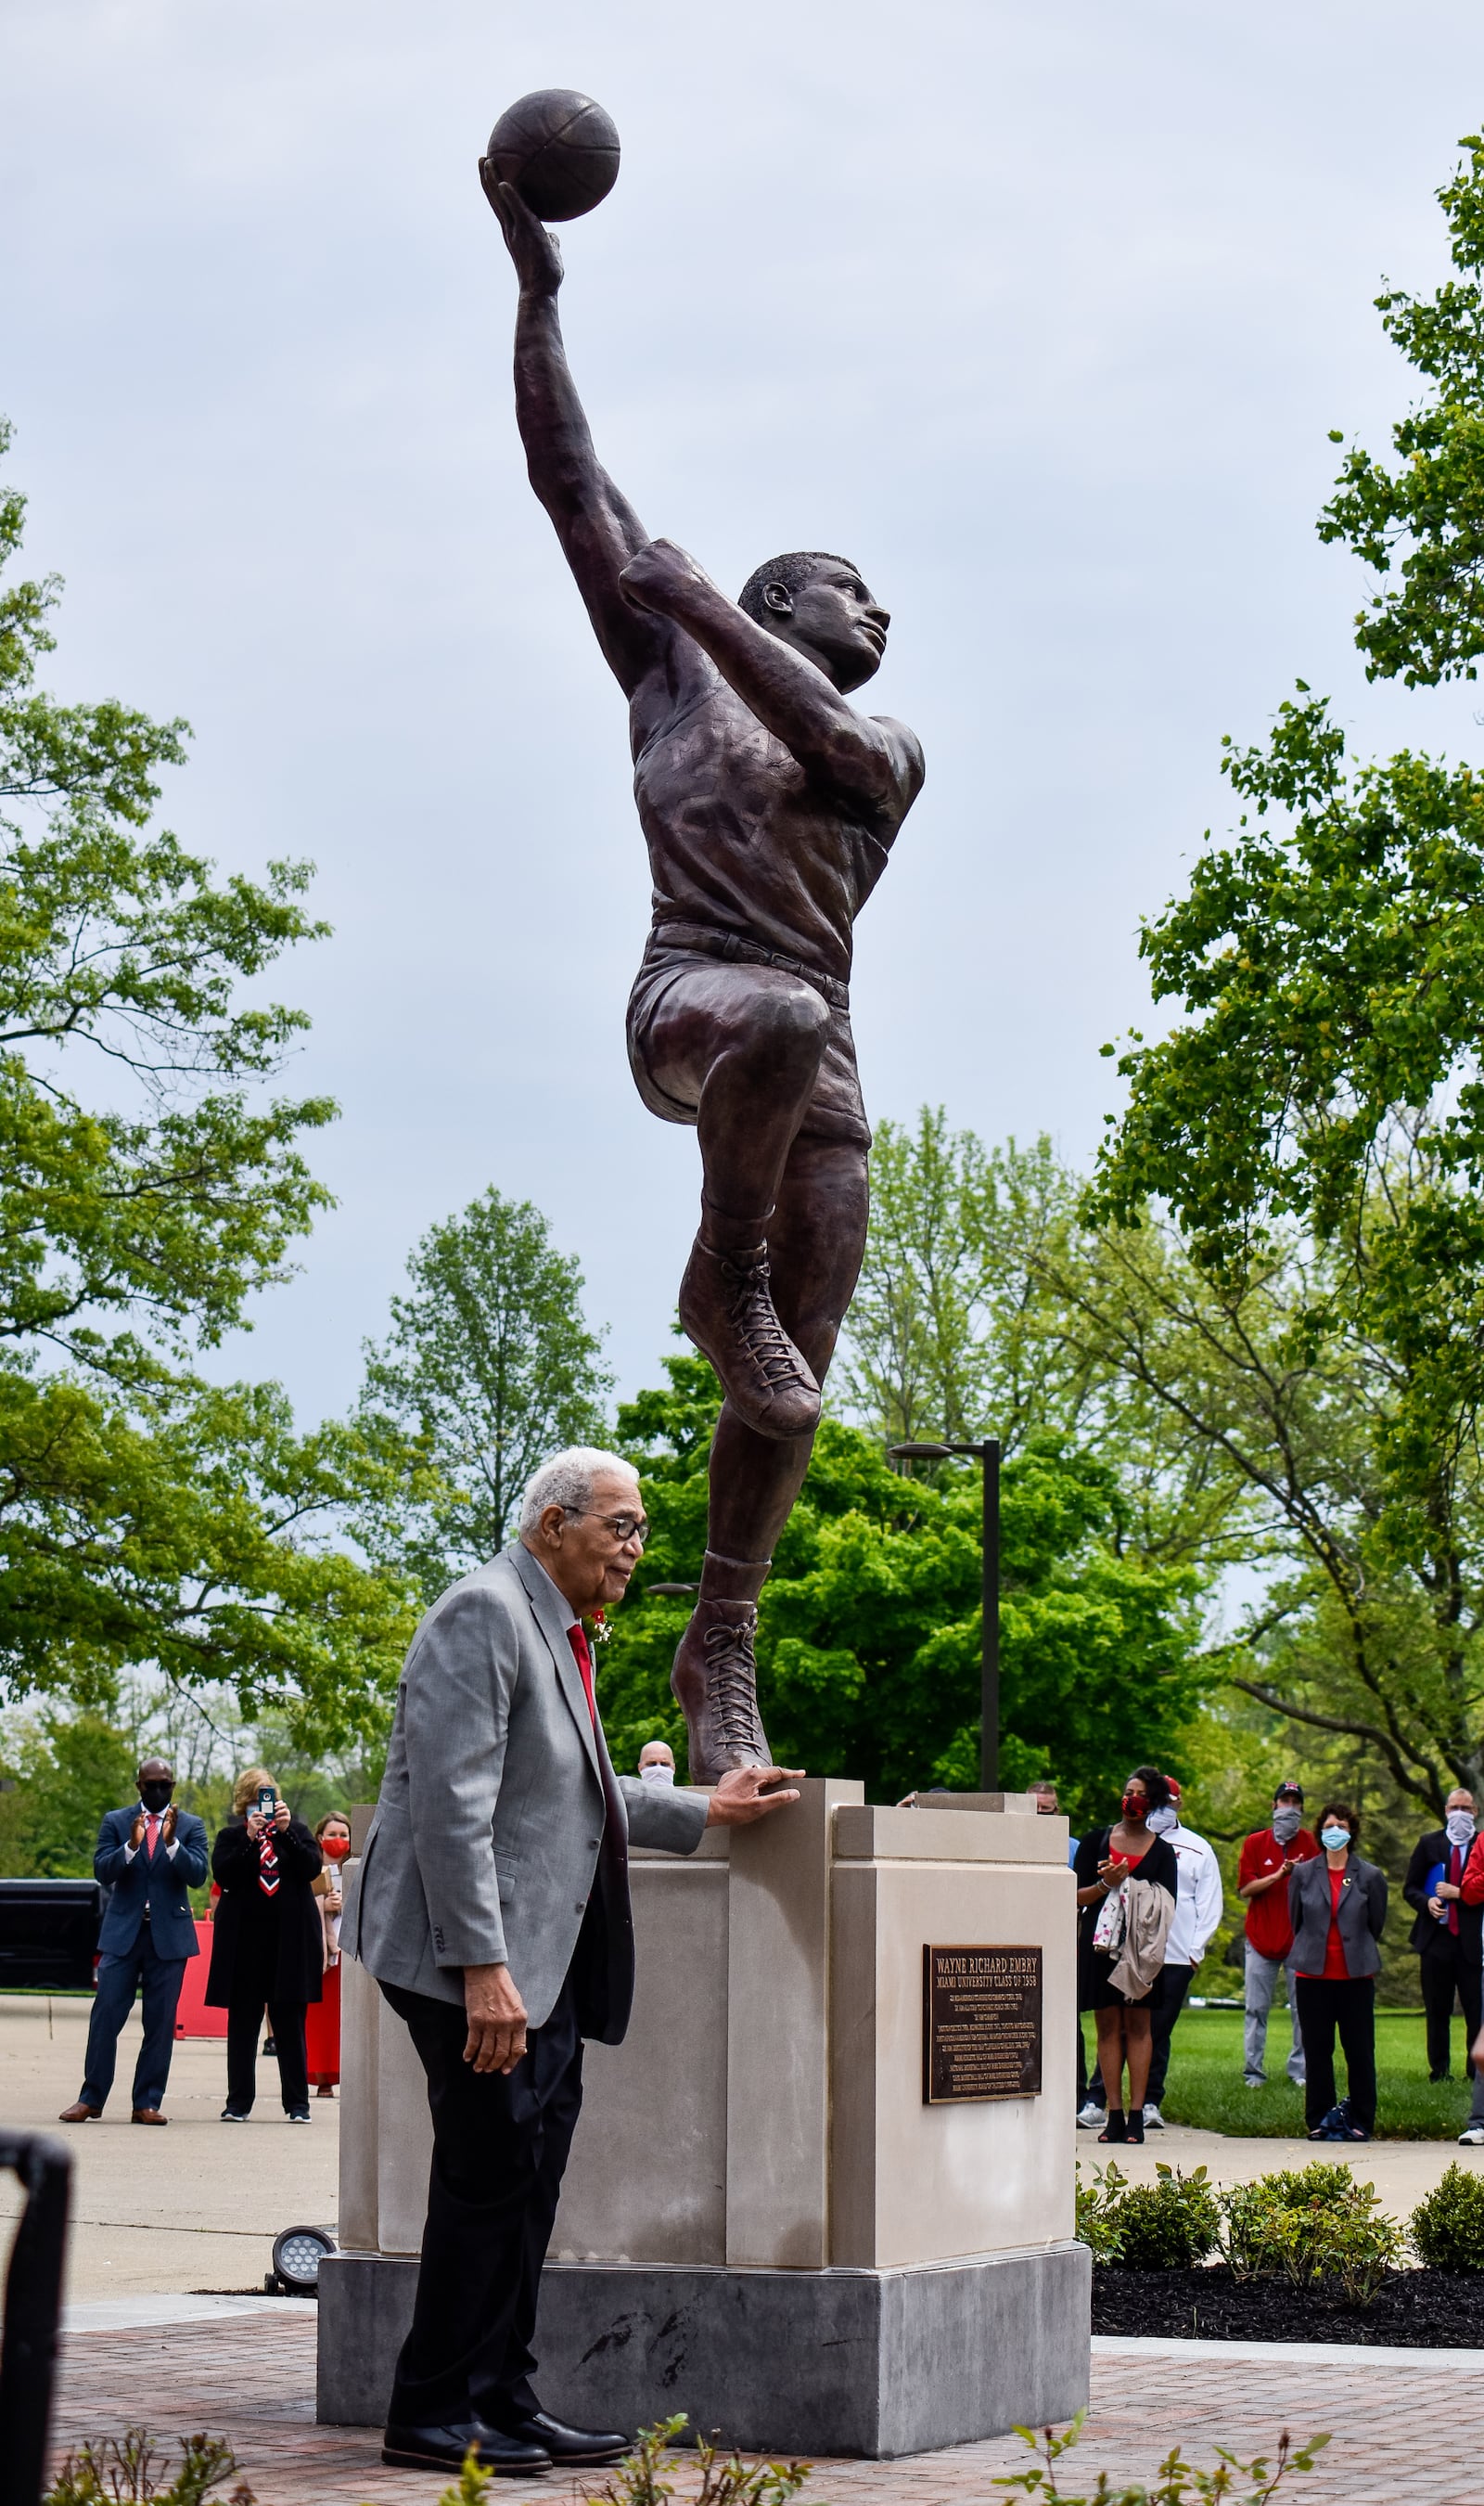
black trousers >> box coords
[1419,1936,1483,2079]
[80,1931,187,2113]
[225,1998,308,2114]
[1295,1975,1376,2133]
[1145,1962,1195,2106]
[382,1972,584,2431]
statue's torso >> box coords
[630,660,911,984]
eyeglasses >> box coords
[569,1509,649,1545]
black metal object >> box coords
[887,1438,1002,1789]
[0,1881,103,1992]
[0,2129,72,2506]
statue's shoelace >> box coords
[721,1252,812,1392]
[702,1616,766,1748]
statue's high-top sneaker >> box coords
[677,1235,820,1442]
[672,1597,773,1784]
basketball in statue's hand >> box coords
[486,90,620,223]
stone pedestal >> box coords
[318,1784,1089,2457]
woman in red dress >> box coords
[305,1812,352,2096]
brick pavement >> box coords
[47,2309,1484,2506]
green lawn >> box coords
[1082,2003,1478,2140]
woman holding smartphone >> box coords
[206,1766,325,2123]
[1289,1800,1388,2142]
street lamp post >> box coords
[887,1436,1002,1790]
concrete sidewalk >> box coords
[0,1992,338,2302]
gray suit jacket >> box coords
[343,1541,708,2035]
[1287,1851,1388,1979]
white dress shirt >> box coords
[1165,1820,1224,1967]
[123,1806,180,1862]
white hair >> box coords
[518,1446,639,1538]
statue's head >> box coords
[737,551,889,694]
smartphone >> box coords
[257,1786,276,1816]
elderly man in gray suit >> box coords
[345,1444,800,2478]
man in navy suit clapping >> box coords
[59,1758,209,2126]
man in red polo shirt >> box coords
[1237,1780,1320,2088]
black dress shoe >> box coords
[381,2422,550,2476]
[496,2410,630,2466]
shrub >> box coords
[581,2418,811,2506]
[1075,2160,1126,2263]
[1075,2161,1219,2269]
[1411,2160,1484,2270]
[45,2432,250,2506]
[1220,2165,1401,2307]
[1110,2165,1221,2270]
[993,2412,1331,2503]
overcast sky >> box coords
[6,0,1484,1426]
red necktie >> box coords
[567,1625,598,1728]
[145,1815,160,1859]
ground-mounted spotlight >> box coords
[268,2223,337,2296]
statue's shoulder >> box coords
[867,713,927,809]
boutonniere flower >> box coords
[587,1608,611,1643]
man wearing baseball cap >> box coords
[1237,1781,1320,2088]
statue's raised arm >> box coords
[480,164,668,700]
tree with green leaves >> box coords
[1321,131,1484,687]
[0,419,416,1741]
[1084,134,1484,1815]
[596,1352,1205,1818]
[0,1711,137,1877]
[834,1113,1094,1452]
[353,1187,613,1600]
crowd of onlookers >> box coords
[58,1756,350,2128]
[1045,1768,1484,2146]
[44,1744,1484,2147]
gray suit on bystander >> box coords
[344,1541,706,2032]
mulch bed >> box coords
[1092,2264,1484,2346]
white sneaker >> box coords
[1076,2101,1106,2129]
[1143,2103,1165,2128]
[1458,2125,1484,2146]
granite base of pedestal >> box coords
[315,2242,1091,2459]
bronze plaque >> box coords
[922,1944,1043,2104]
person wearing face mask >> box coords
[637,1741,676,1785]
[1402,1789,1482,2084]
[306,1813,353,2098]
[1072,1766,1179,2144]
[1455,1828,1484,2141]
[206,1767,326,2123]
[1078,1774,1219,2130]
[1237,1781,1320,2090]
[58,1758,210,2127]
[1288,1801,1388,2141]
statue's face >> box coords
[764,561,890,693]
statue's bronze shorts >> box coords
[625,924,871,1150]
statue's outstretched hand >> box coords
[705,1767,804,1826]
[480,164,564,297]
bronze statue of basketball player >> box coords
[482,167,925,1782]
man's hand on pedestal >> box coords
[464,1962,529,2075]
[704,1767,804,1826]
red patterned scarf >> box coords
[256,1825,280,1896]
